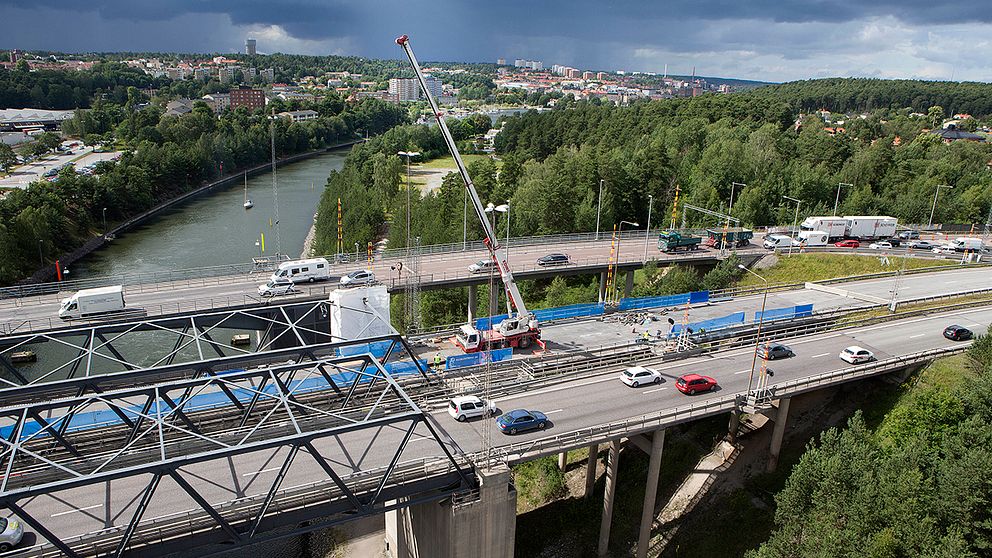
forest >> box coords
[0,61,162,109]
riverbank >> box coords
[20,139,363,285]
[301,217,317,258]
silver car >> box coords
[0,516,24,552]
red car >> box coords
[834,239,860,248]
[675,374,718,395]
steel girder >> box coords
[0,351,470,557]
[0,299,337,390]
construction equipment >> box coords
[680,202,741,253]
[396,35,539,353]
[657,230,702,253]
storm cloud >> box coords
[1,0,990,81]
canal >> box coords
[72,149,349,279]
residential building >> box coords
[9,50,22,64]
[219,66,243,84]
[582,71,594,80]
[245,67,257,80]
[194,68,212,81]
[497,58,506,65]
[246,38,256,56]
[164,99,194,117]
[596,72,607,80]
[259,68,275,82]
[932,124,985,143]
[201,93,230,112]
[230,87,266,111]
[278,110,319,123]
[389,77,426,101]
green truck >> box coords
[704,228,753,248]
[657,230,702,253]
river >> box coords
[72,149,349,278]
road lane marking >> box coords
[909,333,926,339]
[810,353,830,358]
[52,503,102,517]
[643,387,668,394]
[242,466,281,477]
[733,369,750,375]
[545,409,564,415]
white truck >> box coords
[844,216,897,240]
[800,217,848,239]
[270,258,331,283]
[798,230,829,246]
[59,285,126,319]
[949,237,984,252]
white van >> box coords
[763,234,796,249]
[797,230,828,247]
[270,258,330,283]
[949,237,984,252]
[59,285,125,319]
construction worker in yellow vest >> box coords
[434,352,443,369]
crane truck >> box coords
[396,35,540,353]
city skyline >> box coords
[1,1,991,83]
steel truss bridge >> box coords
[0,333,473,557]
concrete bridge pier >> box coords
[584,444,599,498]
[385,466,516,558]
[597,438,622,557]
[557,451,568,471]
[766,397,791,473]
[728,409,742,444]
[598,271,608,303]
[625,270,635,298]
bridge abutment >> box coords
[385,466,516,558]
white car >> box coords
[257,278,298,298]
[933,246,957,254]
[620,365,663,387]
[447,395,496,422]
[468,259,497,274]
[340,270,376,287]
[839,346,874,364]
[868,241,892,250]
[0,516,24,551]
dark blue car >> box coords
[496,409,548,434]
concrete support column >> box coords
[767,397,792,473]
[598,271,608,303]
[584,444,599,498]
[467,284,477,323]
[625,269,635,298]
[597,438,621,557]
[636,429,666,558]
[728,409,741,444]
[557,451,568,472]
[489,284,500,316]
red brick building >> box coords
[230,87,266,111]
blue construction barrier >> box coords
[336,340,395,358]
[445,347,514,370]
[474,314,509,331]
[535,302,605,322]
[754,304,814,323]
[669,311,745,337]
[0,359,428,442]
[618,290,709,311]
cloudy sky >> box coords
[2,0,991,82]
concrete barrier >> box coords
[804,281,888,304]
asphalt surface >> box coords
[0,143,121,190]
[10,299,992,554]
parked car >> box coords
[447,395,496,422]
[496,409,548,434]
[620,365,663,387]
[339,270,375,287]
[675,374,718,395]
[537,253,571,267]
[943,324,973,341]
[908,240,934,250]
[468,259,497,274]
[757,343,794,360]
[0,516,24,552]
[834,239,860,248]
[868,241,893,250]
[898,230,920,240]
[257,278,298,298]
[839,346,874,364]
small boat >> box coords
[243,172,254,209]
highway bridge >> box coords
[0,265,989,557]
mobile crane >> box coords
[396,35,540,353]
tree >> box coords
[0,144,16,173]
[928,105,945,129]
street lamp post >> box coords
[643,195,653,262]
[738,264,768,404]
[929,184,952,228]
[595,179,605,241]
[102,207,108,234]
[834,183,852,216]
[730,182,746,214]
[398,150,420,266]
[782,195,803,256]
[354,242,359,260]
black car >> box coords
[885,237,901,247]
[537,253,570,267]
[757,343,795,360]
[943,325,973,341]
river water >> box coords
[72,150,349,278]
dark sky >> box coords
[3,0,990,81]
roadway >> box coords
[0,142,121,190]
[10,299,992,555]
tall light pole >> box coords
[486,202,510,310]
[595,179,605,240]
[614,220,639,301]
[398,150,420,264]
[643,195,653,262]
[730,182,745,214]
[738,264,768,405]
[783,195,802,256]
[102,207,107,234]
[929,184,952,228]
[834,183,852,216]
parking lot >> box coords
[0,141,121,189]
